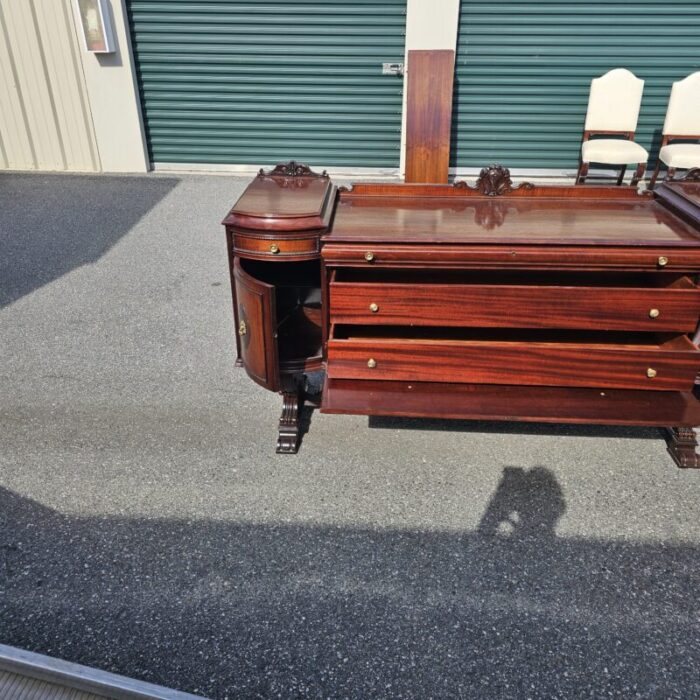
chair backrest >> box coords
[584,68,644,133]
[663,72,700,137]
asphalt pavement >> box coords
[1,172,699,699]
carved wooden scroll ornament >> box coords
[259,161,329,178]
[455,164,535,196]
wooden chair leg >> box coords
[649,159,662,188]
[666,167,677,182]
[630,162,645,187]
[616,165,627,186]
[576,161,589,185]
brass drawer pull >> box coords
[649,308,660,319]
[269,243,280,254]
[364,251,374,262]
[647,368,657,378]
[369,303,379,313]
[657,256,668,267]
[238,320,247,336]
[367,358,377,369]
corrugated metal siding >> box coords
[0,669,106,700]
[0,0,98,171]
[451,1,700,171]
[127,0,406,168]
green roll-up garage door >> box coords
[451,1,700,172]
[127,1,406,168]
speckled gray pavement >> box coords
[1,172,699,700]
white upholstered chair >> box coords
[649,72,700,187]
[576,69,648,186]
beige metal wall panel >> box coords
[34,0,98,170]
[0,0,98,171]
[0,7,35,169]
[75,0,149,172]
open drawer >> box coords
[326,327,700,391]
[329,270,700,332]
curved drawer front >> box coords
[330,279,700,332]
[327,335,700,391]
[234,232,319,260]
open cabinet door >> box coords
[233,258,280,391]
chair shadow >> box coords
[0,173,179,307]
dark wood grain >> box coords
[329,276,700,332]
[233,258,279,391]
[225,228,243,366]
[321,378,700,427]
[234,232,319,260]
[664,426,700,467]
[327,333,699,392]
[223,173,335,232]
[222,163,700,464]
[404,50,455,184]
[327,194,700,246]
[322,243,700,271]
[340,181,646,199]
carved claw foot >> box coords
[663,427,700,469]
[277,390,302,454]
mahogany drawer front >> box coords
[327,336,700,391]
[322,244,700,271]
[330,280,700,332]
[234,232,318,259]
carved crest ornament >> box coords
[259,160,329,178]
[454,164,535,196]
[260,162,538,197]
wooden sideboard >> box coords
[223,163,700,466]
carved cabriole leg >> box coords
[277,389,302,454]
[630,162,646,187]
[664,427,700,469]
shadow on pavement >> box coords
[0,173,179,307]
[1,473,698,699]
[369,414,665,440]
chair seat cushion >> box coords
[659,143,700,169]
[581,139,649,165]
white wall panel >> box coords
[0,0,98,171]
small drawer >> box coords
[327,328,700,392]
[234,232,319,260]
[330,272,700,332]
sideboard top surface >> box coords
[223,174,334,231]
[327,189,700,247]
